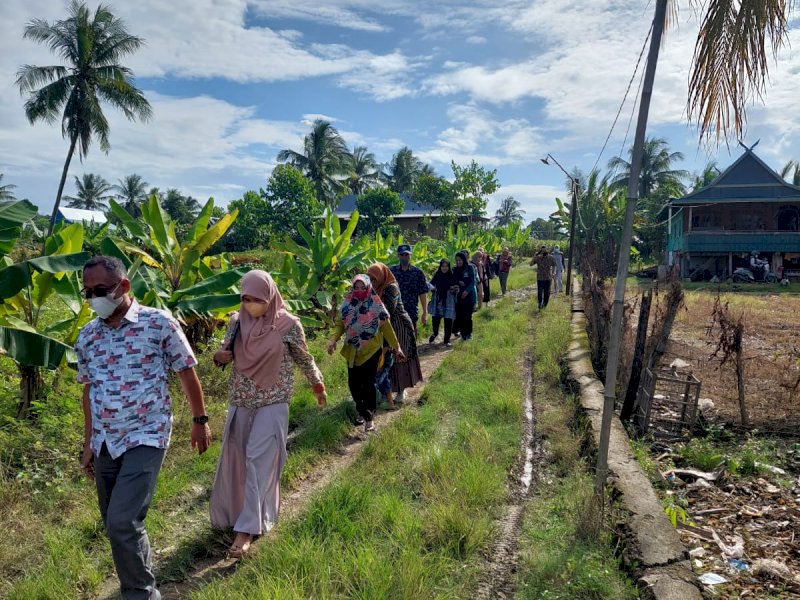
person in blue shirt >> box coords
[390,244,429,331]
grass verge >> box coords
[515,297,638,600]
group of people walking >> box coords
[74,240,552,599]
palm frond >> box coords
[688,0,790,142]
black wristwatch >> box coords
[192,415,209,425]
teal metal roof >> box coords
[672,149,800,205]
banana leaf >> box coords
[0,326,73,370]
[0,252,90,300]
[171,267,249,300]
[172,293,242,315]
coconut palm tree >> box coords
[608,137,688,199]
[276,119,353,208]
[63,173,112,210]
[0,174,16,201]
[113,173,148,217]
[385,147,425,194]
[15,0,152,236]
[347,146,384,195]
[690,161,720,190]
[493,196,525,226]
[780,160,800,186]
[161,188,201,225]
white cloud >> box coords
[423,1,699,144]
[465,35,487,45]
[2,0,419,99]
[333,49,421,101]
[488,184,565,221]
[302,113,341,124]
[250,0,391,32]
[0,90,316,211]
[417,104,545,168]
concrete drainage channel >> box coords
[567,283,703,600]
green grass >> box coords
[0,269,537,598]
[191,280,536,599]
[516,298,637,600]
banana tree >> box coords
[273,209,370,324]
[495,221,529,254]
[0,223,90,418]
[107,194,247,345]
[440,224,500,261]
[0,199,38,259]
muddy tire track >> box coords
[474,286,545,599]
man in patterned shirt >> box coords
[390,244,429,330]
[77,256,212,600]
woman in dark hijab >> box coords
[427,258,458,346]
[453,251,477,340]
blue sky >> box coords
[4,0,800,224]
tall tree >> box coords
[493,196,525,226]
[161,188,199,225]
[451,160,499,219]
[780,160,800,186]
[355,188,404,236]
[113,174,148,217]
[63,173,112,210]
[347,145,384,195]
[692,161,720,190]
[608,137,688,259]
[386,147,425,194]
[15,1,152,236]
[276,119,353,208]
[608,137,688,199]
[0,174,17,201]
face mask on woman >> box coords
[242,301,269,318]
[353,289,370,301]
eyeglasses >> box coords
[80,282,121,299]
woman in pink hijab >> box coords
[210,270,327,558]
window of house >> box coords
[690,211,722,229]
[776,205,800,231]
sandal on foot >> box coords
[365,420,375,432]
[228,536,252,559]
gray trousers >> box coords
[498,272,509,294]
[95,443,166,600]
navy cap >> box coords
[396,244,412,255]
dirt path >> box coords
[474,286,544,599]
[93,341,454,600]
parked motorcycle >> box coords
[732,266,778,283]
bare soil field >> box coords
[659,289,800,431]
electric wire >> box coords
[570,22,653,233]
[590,21,653,177]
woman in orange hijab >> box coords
[366,263,423,408]
[210,270,327,558]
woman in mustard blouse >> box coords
[327,274,405,432]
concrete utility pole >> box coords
[566,178,578,295]
[540,154,579,294]
[595,0,669,495]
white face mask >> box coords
[89,283,124,319]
